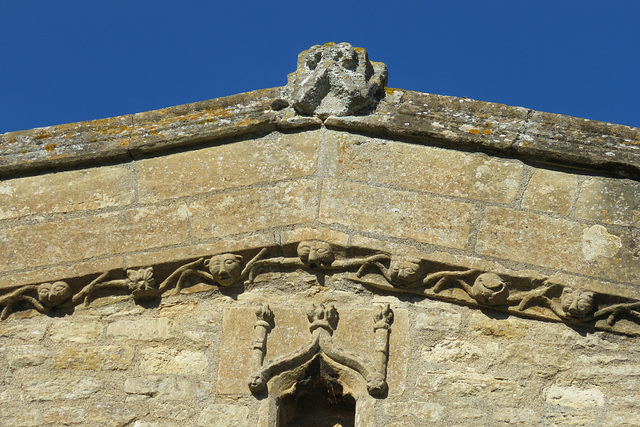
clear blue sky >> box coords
[1,1,638,133]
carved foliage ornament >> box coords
[1,240,639,335]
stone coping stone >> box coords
[2,87,639,179]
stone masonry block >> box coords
[0,165,135,220]
[0,204,189,272]
[188,179,318,239]
[136,130,320,203]
[521,169,580,215]
[320,178,477,249]
[574,176,640,227]
[330,131,523,204]
[106,318,174,341]
[53,345,134,370]
[476,207,640,283]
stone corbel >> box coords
[248,303,393,396]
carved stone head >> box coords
[388,257,423,287]
[283,42,388,118]
[297,241,334,267]
[470,273,509,305]
[126,267,157,300]
[561,288,595,318]
[307,303,339,333]
[205,253,244,286]
[37,281,72,307]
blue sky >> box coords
[1,1,638,133]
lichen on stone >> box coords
[283,42,388,119]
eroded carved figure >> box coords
[470,273,510,305]
[297,240,335,267]
[561,288,595,318]
[126,268,157,300]
[283,42,388,118]
[205,253,244,286]
[37,281,72,306]
[388,257,423,287]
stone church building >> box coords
[1,43,639,426]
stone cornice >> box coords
[2,88,639,179]
[1,239,639,336]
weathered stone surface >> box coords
[197,404,249,427]
[53,345,134,370]
[48,320,103,343]
[124,376,196,401]
[41,406,86,425]
[106,318,174,341]
[7,344,49,368]
[136,130,319,203]
[0,115,132,177]
[283,42,387,118]
[0,321,48,340]
[383,400,444,423]
[188,180,318,239]
[330,131,523,203]
[22,377,103,401]
[130,88,279,154]
[521,169,580,215]
[139,347,208,374]
[516,110,640,178]
[414,300,463,332]
[0,165,135,220]
[476,207,640,283]
[320,178,477,249]
[0,407,44,427]
[416,369,523,402]
[574,176,640,227]
[0,204,189,272]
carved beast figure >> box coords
[388,257,423,287]
[561,288,595,318]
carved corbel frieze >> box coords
[248,303,393,396]
[2,239,640,336]
[349,255,640,335]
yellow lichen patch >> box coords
[118,140,129,147]
[468,129,481,135]
[483,130,493,135]
[234,117,258,127]
[44,144,57,151]
[385,88,403,95]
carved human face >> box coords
[561,288,594,318]
[37,281,72,307]
[206,253,243,286]
[471,273,509,305]
[388,257,423,287]
[126,267,157,300]
[297,241,334,267]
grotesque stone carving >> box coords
[560,288,595,318]
[126,268,156,300]
[158,249,266,293]
[204,253,244,287]
[297,240,335,267]
[37,281,72,307]
[283,42,388,118]
[248,303,393,396]
[2,239,640,335]
[470,273,510,305]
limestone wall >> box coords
[1,122,639,426]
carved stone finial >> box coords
[283,42,388,118]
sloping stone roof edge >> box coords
[2,86,639,179]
